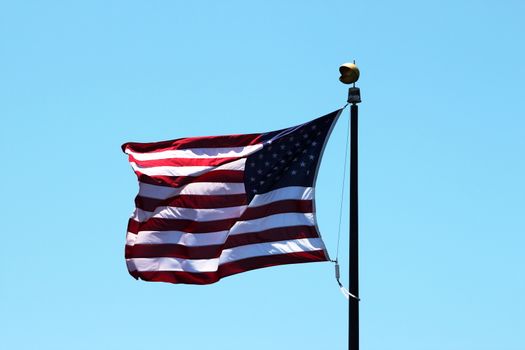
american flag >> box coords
[122,109,342,284]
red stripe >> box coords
[129,269,219,284]
[122,133,264,153]
[224,225,319,249]
[135,193,248,212]
[240,200,312,221]
[128,217,239,234]
[127,219,139,234]
[129,199,313,233]
[219,250,328,278]
[125,226,320,260]
[126,244,223,259]
[129,154,242,167]
[137,170,244,188]
[129,250,328,285]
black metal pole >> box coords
[348,90,360,350]
[339,62,361,350]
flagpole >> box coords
[339,62,361,350]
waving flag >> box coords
[122,109,342,284]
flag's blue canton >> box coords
[244,110,339,201]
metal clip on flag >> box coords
[334,260,360,300]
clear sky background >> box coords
[1,1,524,349]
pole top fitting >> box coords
[339,62,360,84]
[347,87,361,104]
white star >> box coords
[252,189,257,193]
[300,161,306,167]
[266,173,272,177]
[303,133,309,139]
[291,170,297,175]
[287,151,293,156]
[250,162,255,167]
[265,161,270,166]
[258,154,264,159]
[311,125,317,130]
[293,157,298,162]
[290,136,294,141]
[280,145,286,150]
[309,155,315,160]
[311,141,317,146]
[268,146,272,151]
[257,169,263,174]
[272,153,278,158]
[260,180,265,185]
[250,177,256,182]
[317,131,321,136]
[306,170,310,175]
[302,149,307,154]
[295,142,300,147]
[280,159,286,164]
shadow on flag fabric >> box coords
[121,109,343,284]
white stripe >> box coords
[229,213,315,236]
[129,230,229,246]
[249,186,313,207]
[219,238,325,264]
[139,182,246,199]
[131,157,246,177]
[127,257,219,273]
[126,231,138,245]
[127,238,325,272]
[126,145,262,161]
[132,205,248,223]
[136,158,246,199]
[131,163,212,176]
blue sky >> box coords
[1,1,524,349]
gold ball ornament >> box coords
[339,63,360,84]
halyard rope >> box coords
[332,104,359,301]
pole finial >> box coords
[340,62,362,104]
[339,62,360,84]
